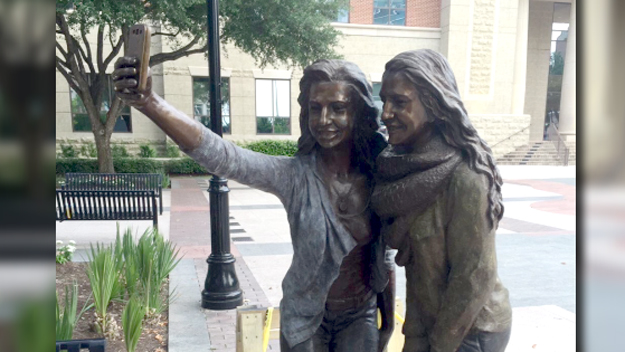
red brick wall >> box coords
[349,0,374,24]
[347,0,441,28]
[406,0,441,28]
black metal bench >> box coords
[56,189,158,229]
[63,173,163,214]
[56,338,106,352]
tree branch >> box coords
[150,36,205,66]
[103,35,124,69]
[106,96,124,131]
[56,13,89,89]
[56,42,69,60]
[97,24,105,71]
[73,36,96,74]
[152,29,181,37]
[56,56,81,94]
[80,22,94,68]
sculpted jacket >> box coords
[401,162,512,352]
[184,126,389,348]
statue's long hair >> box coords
[296,59,386,180]
[384,49,504,226]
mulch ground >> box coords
[56,262,169,352]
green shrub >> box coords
[56,158,98,174]
[57,156,211,176]
[240,140,298,157]
[138,144,157,158]
[79,142,97,158]
[86,243,124,333]
[59,144,79,158]
[161,172,171,188]
[165,157,209,175]
[114,158,164,174]
[56,281,92,341]
[122,294,145,352]
[112,144,130,158]
[117,226,180,317]
[57,158,164,174]
[165,142,181,158]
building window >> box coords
[374,0,406,26]
[335,9,349,23]
[70,75,132,132]
[193,77,231,134]
[255,79,290,134]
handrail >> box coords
[546,123,570,166]
[491,125,531,149]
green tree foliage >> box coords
[56,0,348,173]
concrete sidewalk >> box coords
[56,165,576,352]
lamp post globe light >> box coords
[201,0,243,310]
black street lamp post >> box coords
[201,0,243,310]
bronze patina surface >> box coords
[371,49,512,352]
[114,58,395,352]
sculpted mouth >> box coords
[386,125,404,132]
[317,130,338,139]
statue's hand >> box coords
[113,56,152,109]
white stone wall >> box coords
[441,0,523,115]
[470,113,531,158]
[524,1,553,141]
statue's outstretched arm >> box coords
[112,56,295,198]
[113,56,203,151]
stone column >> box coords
[558,0,576,140]
[511,0,529,114]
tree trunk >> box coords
[94,130,114,173]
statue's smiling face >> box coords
[308,81,356,150]
[380,72,430,146]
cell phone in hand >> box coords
[126,24,151,91]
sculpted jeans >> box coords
[280,295,379,352]
[456,327,512,352]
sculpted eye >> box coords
[394,99,407,108]
[333,104,347,113]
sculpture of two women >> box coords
[114,48,511,352]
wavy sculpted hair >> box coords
[384,49,504,226]
[296,59,386,179]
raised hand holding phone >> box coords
[126,24,151,91]
[113,24,152,108]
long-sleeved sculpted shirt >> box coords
[184,126,388,348]
[401,162,512,352]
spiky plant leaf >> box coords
[122,294,145,352]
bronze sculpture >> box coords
[371,49,512,352]
[113,58,394,351]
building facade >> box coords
[56,0,576,157]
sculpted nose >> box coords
[381,103,393,122]
[319,107,331,125]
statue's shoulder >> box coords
[449,161,489,197]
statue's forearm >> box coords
[137,92,204,151]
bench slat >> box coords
[65,173,164,214]
[56,190,158,229]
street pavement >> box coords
[56,165,576,352]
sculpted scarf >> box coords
[371,133,462,266]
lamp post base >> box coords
[201,253,243,310]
